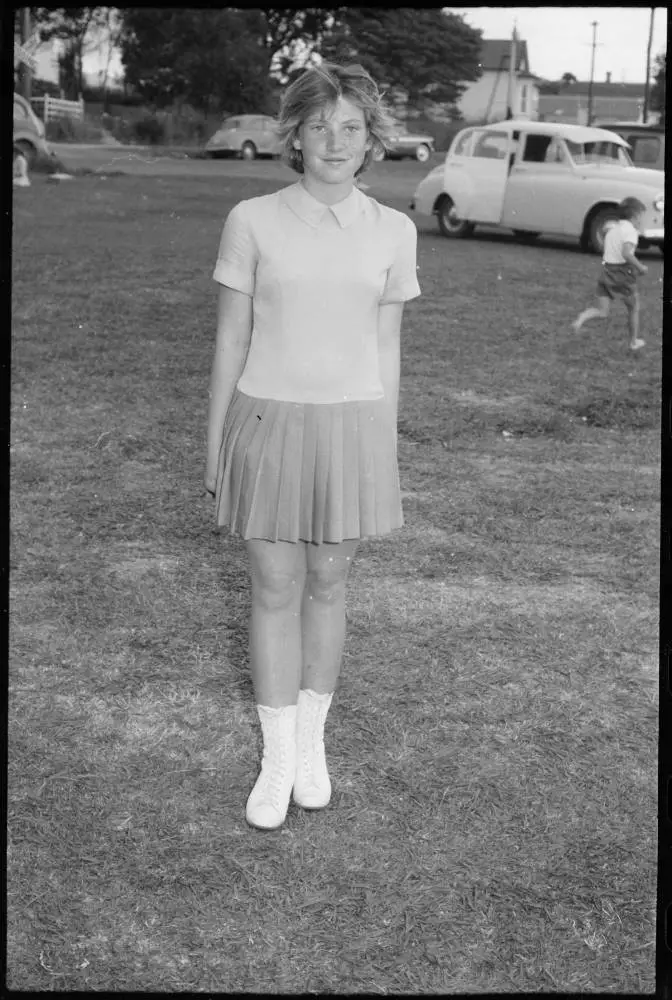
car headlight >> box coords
[654,194,664,211]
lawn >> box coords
[9,160,660,993]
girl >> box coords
[205,63,421,830]
[571,196,648,350]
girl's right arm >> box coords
[622,242,648,274]
[205,284,253,493]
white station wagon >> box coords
[410,120,664,254]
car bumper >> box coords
[641,227,664,242]
[205,140,235,152]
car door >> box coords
[626,132,664,170]
[501,131,571,234]
[461,129,511,224]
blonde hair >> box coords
[275,62,397,177]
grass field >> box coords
[9,159,660,993]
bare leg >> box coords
[246,539,307,708]
[626,294,644,349]
[572,296,610,332]
[301,540,358,694]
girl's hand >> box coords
[204,472,216,497]
[639,264,648,275]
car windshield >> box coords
[565,140,632,167]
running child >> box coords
[571,196,648,350]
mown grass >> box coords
[9,164,660,993]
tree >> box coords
[317,8,482,110]
[561,72,577,85]
[119,9,274,113]
[31,7,110,98]
[650,51,666,125]
[263,8,343,81]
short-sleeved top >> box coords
[213,180,421,404]
[603,219,639,264]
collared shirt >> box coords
[213,180,421,404]
[603,219,639,264]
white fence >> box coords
[31,94,85,123]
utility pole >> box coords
[17,7,33,101]
[642,7,655,123]
[587,20,598,125]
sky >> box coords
[44,6,667,88]
[446,7,667,83]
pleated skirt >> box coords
[214,389,403,544]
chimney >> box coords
[605,71,611,84]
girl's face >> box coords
[294,96,372,187]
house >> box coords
[457,38,541,123]
[538,75,653,125]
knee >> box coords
[306,562,348,604]
[251,567,303,612]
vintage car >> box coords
[205,114,283,160]
[384,123,436,162]
[593,121,665,171]
[13,93,51,167]
[409,119,664,254]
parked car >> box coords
[593,121,665,171]
[409,119,664,254]
[205,114,282,160]
[13,93,51,167]
[384,123,435,162]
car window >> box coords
[472,131,508,159]
[628,135,661,165]
[452,130,473,156]
[224,118,240,129]
[542,138,569,164]
[566,139,632,166]
[521,133,553,163]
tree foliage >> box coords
[263,8,343,80]
[119,8,273,113]
[317,8,482,108]
[115,6,483,115]
[30,6,109,97]
[650,51,666,125]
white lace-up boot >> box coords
[293,689,333,810]
[245,704,297,830]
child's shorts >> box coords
[597,262,638,304]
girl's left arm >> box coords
[377,302,405,443]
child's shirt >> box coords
[603,219,639,264]
[213,181,421,404]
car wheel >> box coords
[14,139,37,169]
[436,196,474,239]
[585,206,620,254]
[513,230,540,244]
[415,144,431,163]
[240,141,257,161]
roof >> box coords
[482,119,630,145]
[561,81,645,98]
[594,121,665,133]
[537,94,645,123]
[479,39,530,74]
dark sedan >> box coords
[384,124,435,162]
